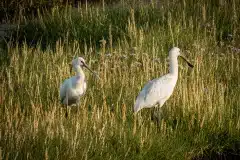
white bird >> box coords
[60,57,96,116]
[134,47,193,113]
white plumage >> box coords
[134,47,193,113]
[60,57,95,107]
[60,75,87,106]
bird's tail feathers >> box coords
[133,101,142,113]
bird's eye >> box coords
[80,60,85,65]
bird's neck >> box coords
[75,66,85,81]
[169,56,178,76]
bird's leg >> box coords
[151,106,162,126]
[150,108,155,121]
[65,106,69,118]
[65,93,69,118]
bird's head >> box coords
[72,57,86,67]
[71,57,100,79]
[169,47,194,68]
[169,47,181,57]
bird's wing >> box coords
[60,78,70,103]
[134,75,172,112]
[60,76,85,105]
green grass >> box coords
[1,0,240,159]
[9,0,240,49]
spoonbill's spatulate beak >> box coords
[179,54,194,68]
[83,63,100,79]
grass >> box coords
[1,0,240,159]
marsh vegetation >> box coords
[0,0,240,159]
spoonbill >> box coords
[133,47,193,114]
[60,57,97,116]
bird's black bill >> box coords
[179,55,194,68]
[83,64,100,79]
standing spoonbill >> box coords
[134,47,193,114]
[60,57,97,116]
